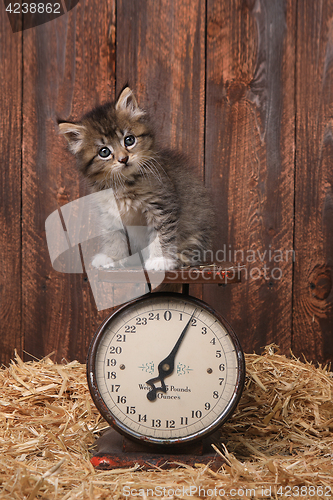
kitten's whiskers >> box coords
[137,156,164,184]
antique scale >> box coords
[87,264,245,470]
[44,187,245,470]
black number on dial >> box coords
[164,311,172,321]
[124,325,136,333]
[110,346,122,354]
[152,419,161,427]
[116,334,126,342]
[136,317,147,325]
[149,312,160,321]
[110,384,120,392]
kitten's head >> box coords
[58,88,155,189]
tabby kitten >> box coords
[58,88,214,271]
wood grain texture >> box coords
[2,0,333,366]
[22,0,116,363]
[116,0,206,165]
[204,0,296,354]
[293,1,333,364]
[0,12,23,365]
[116,0,206,300]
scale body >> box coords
[87,264,245,469]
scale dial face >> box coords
[87,293,245,446]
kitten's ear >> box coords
[58,121,87,155]
[115,87,144,117]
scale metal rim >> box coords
[87,292,246,448]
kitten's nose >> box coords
[119,155,129,165]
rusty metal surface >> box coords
[90,428,225,471]
[98,263,245,285]
[91,452,225,470]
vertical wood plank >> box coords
[204,0,296,354]
[116,0,206,298]
[293,0,333,364]
[116,0,206,165]
[22,1,116,363]
[0,13,22,365]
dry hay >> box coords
[0,345,332,499]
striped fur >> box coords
[58,88,215,270]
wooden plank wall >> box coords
[204,0,295,355]
[0,0,332,366]
[293,1,333,363]
[0,8,22,364]
[21,0,115,363]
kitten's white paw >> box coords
[144,257,177,271]
[91,253,115,269]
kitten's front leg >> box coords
[144,256,178,271]
[91,253,115,269]
[144,248,177,271]
[143,226,178,271]
[91,230,129,269]
[141,200,180,270]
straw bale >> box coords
[0,345,332,499]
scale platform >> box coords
[97,262,244,286]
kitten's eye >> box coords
[124,135,136,148]
[98,147,112,159]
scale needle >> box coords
[146,308,197,401]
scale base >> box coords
[90,428,226,471]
